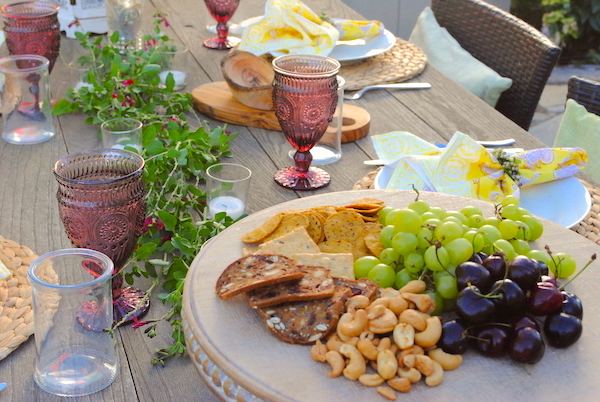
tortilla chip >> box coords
[241,213,284,243]
[303,211,325,244]
[257,227,320,257]
[364,232,384,257]
[318,239,355,254]
[348,197,385,205]
[261,213,310,242]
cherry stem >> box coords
[559,253,596,290]
[468,283,502,299]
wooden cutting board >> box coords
[191,81,371,143]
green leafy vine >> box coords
[53,13,239,364]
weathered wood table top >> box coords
[1,0,598,401]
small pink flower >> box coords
[122,79,135,86]
[111,93,118,99]
[68,19,80,28]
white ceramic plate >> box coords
[374,164,592,228]
[183,189,600,402]
[233,17,396,62]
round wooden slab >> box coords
[183,189,600,401]
[191,81,371,143]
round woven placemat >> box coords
[340,38,428,91]
[353,168,600,245]
[0,236,37,361]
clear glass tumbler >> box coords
[0,54,55,144]
[105,0,144,50]
[28,248,118,397]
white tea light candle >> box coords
[208,195,246,219]
[159,70,186,87]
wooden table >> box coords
[0,0,598,400]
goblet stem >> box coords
[294,150,312,173]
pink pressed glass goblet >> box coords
[203,0,240,50]
[272,55,341,190]
[53,149,149,323]
[1,1,61,73]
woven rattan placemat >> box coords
[0,236,37,361]
[353,168,600,245]
[340,38,428,91]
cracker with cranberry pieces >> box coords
[257,286,352,344]
[216,254,304,300]
[247,265,335,308]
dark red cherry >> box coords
[490,279,526,317]
[439,319,470,355]
[526,282,563,316]
[509,327,545,364]
[511,314,540,333]
[482,253,506,281]
[456,261,493,293]
[474,325,510,357]
[544,312,582,348]
[507,256,541,291]
[561,291,583,319]
[455,286,496,324]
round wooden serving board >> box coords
[191,81,371,143]
[182,190,600,402]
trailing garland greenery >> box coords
[53,13,238,365]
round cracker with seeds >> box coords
[323,211,364,243]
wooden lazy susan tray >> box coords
[191,81,371,143]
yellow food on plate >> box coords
[292,252,355,279]
[256,227,320,257]
[241,213,284,243]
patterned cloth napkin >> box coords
[238,0,384,56]
[371,131,588,202]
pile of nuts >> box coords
[310,280,463,400]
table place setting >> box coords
[365,131,591,228]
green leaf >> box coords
[156,210,178,232]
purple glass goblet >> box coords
[272,55,341,190]
[1,1,61,73]
[53,148,149,323]
[203,0,240,50]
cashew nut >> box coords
[377,349,398,380]
[376,386,397,401]
[402,353,416,368]
[425,360,444,387]
[339,344,366,381]
[368,308,398,334]
[366,303,387,320]
[359,373,385,387]
[401,292,435,314]
[388,296,408,315]
[398,280,427,294]
[428,348,463,370]
[326,334,344,352]
[337,308,355,341]
[397,367,422,383]
[359,329,375,341]
[310,339,328,362]
[392,322,415,350]
[367,297,390,312]
[339,308,368,338]
[414,316,442,348]
[387,377,411,392]
[397,346,425,367]
[379,287,400,298]
[377,337,392,351]
[414,354,435,376]
[357,338,379,360]
[324,350,345,378]
[346,294,370,309]
[399,309,427,332]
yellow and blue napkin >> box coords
[238,0,384,56]
[372,131,588,202]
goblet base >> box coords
[274,166,331,190]
[203,36,241,50]
[113,286,150,323]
